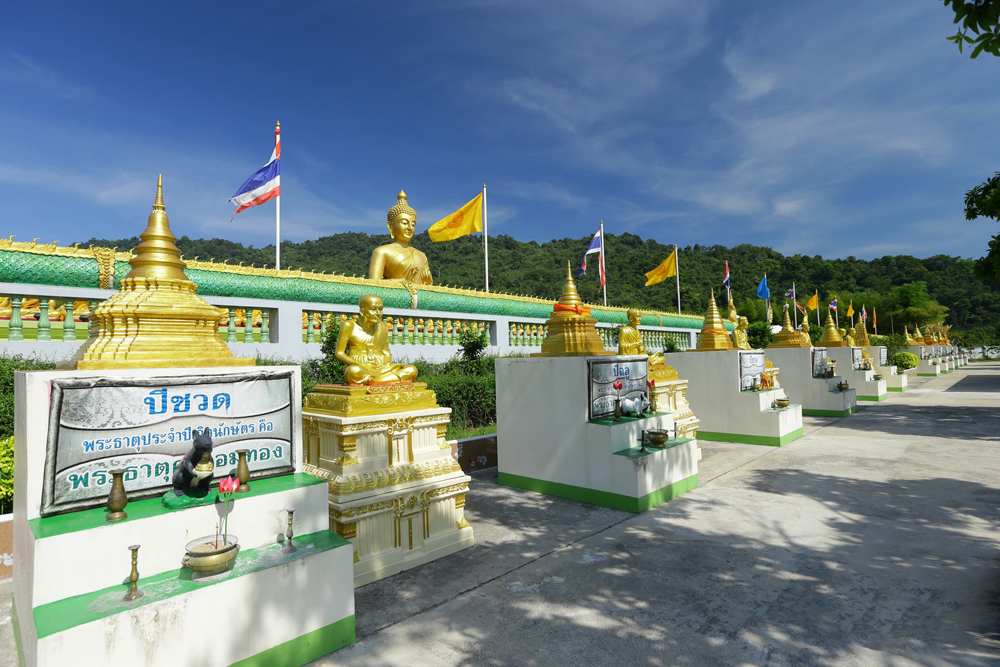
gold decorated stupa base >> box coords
[70,278,252,369]
[649,364,680,382]
[303,382,439,417]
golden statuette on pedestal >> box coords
[368,191,433,284]
[618,309,665,365]
[336,295,418,385]
[692,289,733,352]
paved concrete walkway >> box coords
[321,363,1000,666]
[1,364,997,666]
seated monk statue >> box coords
[618,309,665,365]
[731,316,751,350]
[336,295,418,385]
[800,318,811,345]
[368,191,433,285]
[841,328,855,347]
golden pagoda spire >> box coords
[853,318,870,346]
[693,288,734,351]
[768,304,810,348]
[65,176,254,370]
[817,311,846,347]
[533,261,612,357]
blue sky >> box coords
[2,1,999,261]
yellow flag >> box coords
[846,301,854,317]
[644,249,677,286]
[805,292,819,310]
[873,308,877,327]
[428,192,483,242]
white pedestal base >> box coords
[765,348,857,417]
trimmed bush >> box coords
[1,354,56,439]
[0,435,11,515]
[889,351,918,370]
[747,321,774,349]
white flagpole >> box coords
[483,183,489,292]
[835,300,839,328]
[792,282,798,329]
[816,291,821,327]
[674,244,681,315]
[275,121,281,271]
[600,220,607,306]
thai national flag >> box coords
[579,229,605,287]
[861,305,867,321]
[828,297,838,309]
[723,261,730,289]
[230,124,280,217]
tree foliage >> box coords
[944,0,1000,58]
[961,171,1000,281]
[78,232,1000,339]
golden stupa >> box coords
[817,312,847,347]
[768,305,810,348]
[692,289,734,352]
[922,325,935,345]
[853,318,871,346]
[532,262,613,357]
[68,176,254,369]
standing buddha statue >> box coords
[368,191,433,284]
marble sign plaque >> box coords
[739,351,766,391]
[588,356,649,420]
[41,370,296,515]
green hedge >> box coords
[0,435,11,514]
[889,351,918,370]
[1,354,56,439]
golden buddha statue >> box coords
[731,316,751,350]
[618,308,665,365]
[0,297,10,318]
[335,294,418,385]
[368,191,433,285]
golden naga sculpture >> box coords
[533,262,612,357]
[769,304,811,348]
[618,308,665,365]
[731,316,751,350]
[65,176,253,370]
[368,191,433,285]
[817,312,846,347]
[335,294,418,385]
[904,326,921,346]
[693,288,733,351]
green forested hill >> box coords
[79,231,1000,341]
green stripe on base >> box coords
[802,407,855,417]
[696,427,803,447]
[230,615,355,667]
[857,394,887,402]
[887,386,907,392]
[498,472,698,513]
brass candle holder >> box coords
[235,449,251,492]
[282,509,297,554]
[107,469,129,522]
[123,545,143,602]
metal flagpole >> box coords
[816,291,821,327]
[483,183,489,292]
[674,244,681,315]
[275,121,281,271]
[890,313,894,335]
[792,283,798,329]
[600,220,607,306]
[835,301,839,328]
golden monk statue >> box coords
[336,295,418,385]
[727,296,738,324]
[841,328,855,347]
[800,318,812,345]
[368,191,433,285]
[731,316,751,349]
[618,309,664,365]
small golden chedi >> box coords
[368,190,433,285]
[66,176,253,369]
[692,289,733,352]
[533,262,612,357]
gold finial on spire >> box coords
[153,174,164,211]
[693,288,734,351]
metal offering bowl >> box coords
[872,374,883,381]
[645,429,671,446]
[774,398,790,409]
[183,535,240,575]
